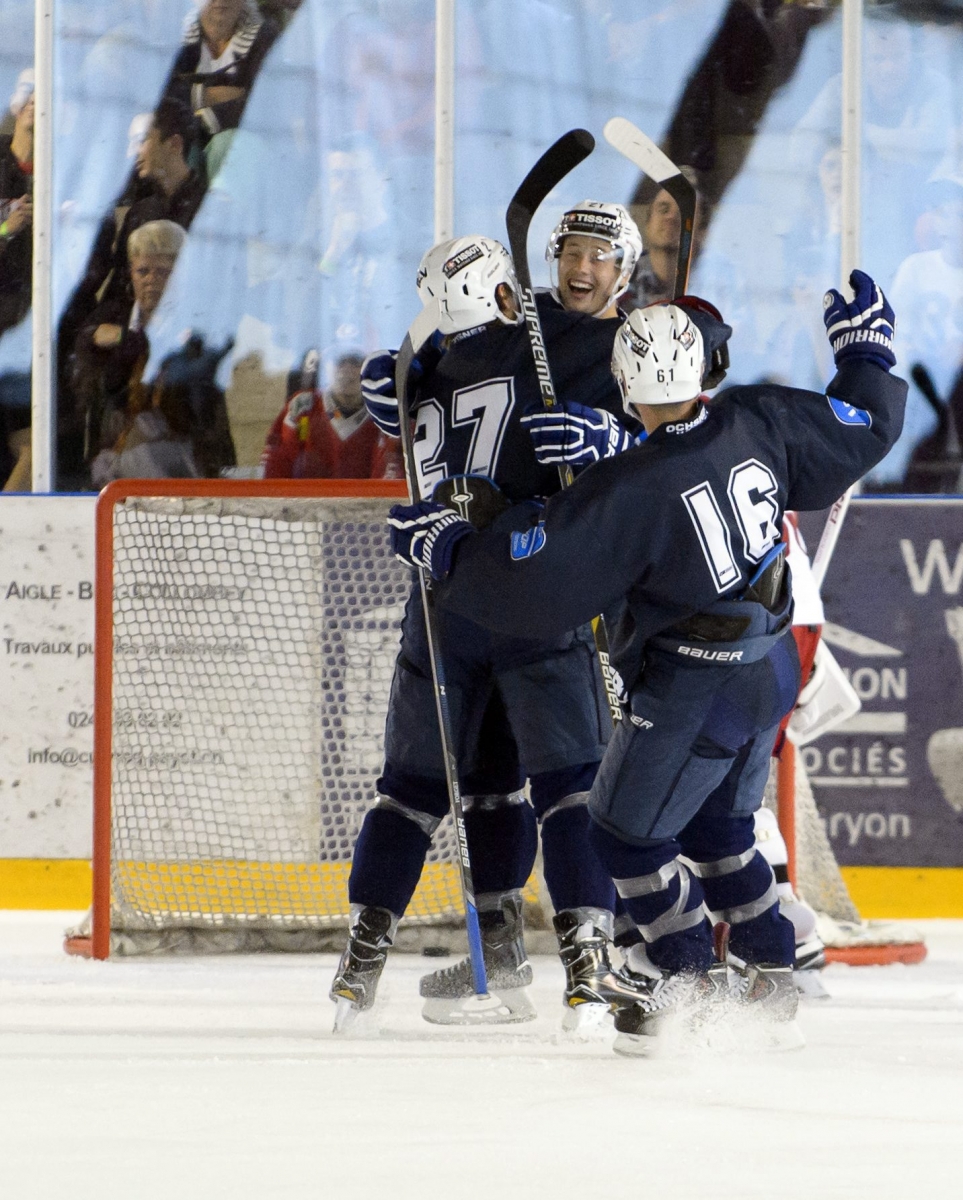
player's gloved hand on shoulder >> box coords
[388,500,474,580]
[520,401,635,466]
[361,349,420,438]
[823,269,896,371]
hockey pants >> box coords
[588,634,801,973]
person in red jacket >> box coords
[261,351,402,479]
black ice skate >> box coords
[554,908,664,1033]
[330,905,396,1032]
[419,892,535,1025]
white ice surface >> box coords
[2,913,962,1200]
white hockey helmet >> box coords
[612,304,705,411]
[545,200,643,303]
[416,235,522,335]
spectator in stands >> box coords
[167,0,280,146]
[0,370,31,491]
[0,68,34,338]
[880,177,963,487]
[624,168,699,311]
[77,99,205,315]
[70,219,186,482]
[261,350,401,479]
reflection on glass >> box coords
[53,0,435,488]
[0,15,35,490]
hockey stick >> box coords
[392,299,491,1006]
[506,130,625,726]
[603,117,696,296]
[810,488,853,591]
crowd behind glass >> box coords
[0,0,960,493]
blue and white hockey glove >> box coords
[361,349,412,438]
[823,269,896,371]
[520,401,635,466]
[388,500,474,580]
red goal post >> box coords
[74,478,438,960]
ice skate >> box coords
[330,906,396,1032]
[554,908,662,1033]
[610,969,694,1056]
[729,961,806,1051]
[419,892,535,1025]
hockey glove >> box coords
[388,500,474,580]
[520,401,635,466]
[823,269,896,371]
[675,296,732,390]
[361,349,414,438]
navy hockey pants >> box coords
[349,583,614,916]
[588,633,801,971]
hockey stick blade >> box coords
[603,116,696,296]
[506,128,595,292]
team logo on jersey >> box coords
[510,521,546,560]
[443,244,484,278]
[827,395,872,428]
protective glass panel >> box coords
[455,0,843,390]
[52,0,432,490]
[0,3,35,491]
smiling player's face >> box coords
[556,235,621,317]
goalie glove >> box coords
[520,401,635,466]
[388,500,474,580]
[823,269,896,371]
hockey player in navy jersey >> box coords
[330,209,652,1030]
[387,271,907,1050]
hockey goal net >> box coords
[68,479,516,959]
[68,478,920,965]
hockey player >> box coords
[330,208,652,1029]
[386,271,907,1051]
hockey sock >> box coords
[682,806,795,966]
[464,797,539,895]
[588,820,713,974]
[531,764,616,913]
[348,806,432,916]
[613,896,644,949]
[351,767,452,915]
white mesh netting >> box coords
[101,493,475,954]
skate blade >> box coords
[332,996,363,1034]
[794,970,830,1000]
[421,988,536,1026]
[561,1001,612,1036]
[612,1028,672,1058]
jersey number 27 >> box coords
[413,378,514,496]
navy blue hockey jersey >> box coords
[437,361,907,690]
[412,291,632,504]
